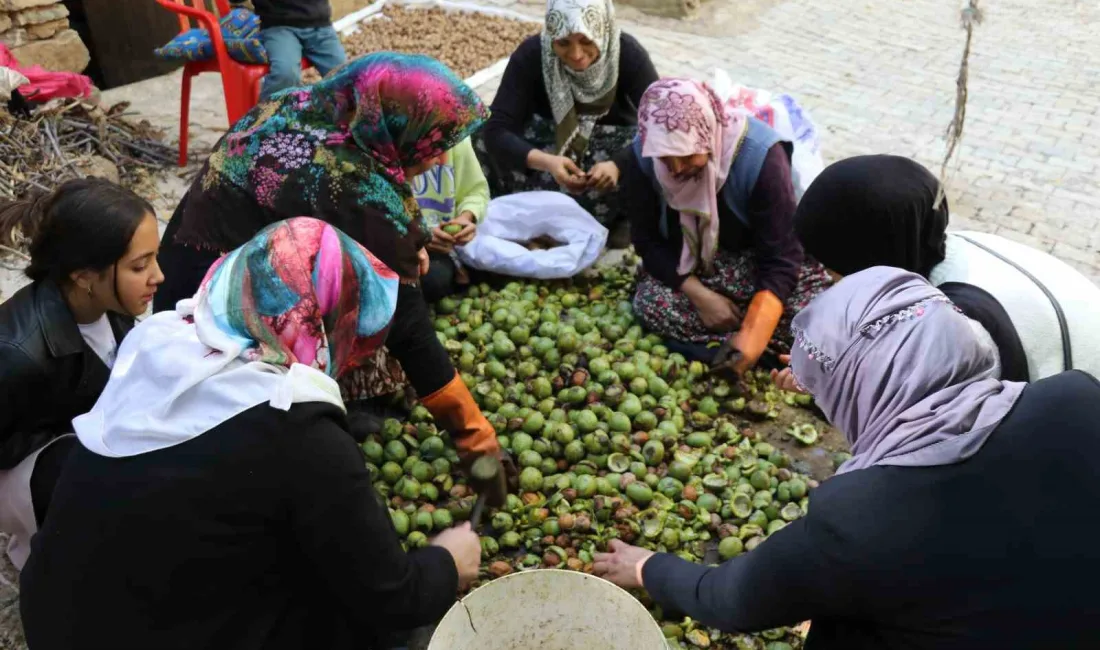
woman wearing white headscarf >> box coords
[477,0,658,247]
[593,267,1100,650]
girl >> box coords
[0,177,163,568]
[413,137,488,303]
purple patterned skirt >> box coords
[633,250,834,354]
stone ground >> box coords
[1,0,1099,645]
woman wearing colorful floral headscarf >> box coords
[477,0,659,247]
[22,219,484,650]
[154,53,505,484]
[622,77,833,372]
[594,267,1100,650]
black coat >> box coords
[642,371,1100,649]
[21,402,459,650]
[0,280,130,469]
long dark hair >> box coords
[0,178,154,284]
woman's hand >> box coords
[770,355,808,393]
[451,211,478,245]
[428,228,456,254]
[417,247,430,276]
[431,523,480,589]
[682,277,742,333]
[586,161,620,191]
[593,539,655,590]
[530,150,588,193]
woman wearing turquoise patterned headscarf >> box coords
[153,54,508,483]
[22,219,485,650]
[163,51,487,288]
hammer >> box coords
[468,455,503,529]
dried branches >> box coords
[936,0,984,209]
[0,101,176,202]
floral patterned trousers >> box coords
[633,250,835,354]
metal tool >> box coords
[707,338,744,381]
[467,455,502,529]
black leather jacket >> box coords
[0,281,132,469]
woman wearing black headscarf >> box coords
[794,155,1100,382]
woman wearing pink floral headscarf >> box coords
[621,77,832,373]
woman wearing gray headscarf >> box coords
[477,0,658,247]
[593,266,1100,650]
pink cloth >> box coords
[0,45,92,102]
[638,78,747,276]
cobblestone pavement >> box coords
[476,0,1100,281]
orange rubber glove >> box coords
[420,371,500,456]
[420,371,511,506]
[730,290,784,375]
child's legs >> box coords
[260,27,304,100]
[299,26,347,76]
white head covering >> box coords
[73,218,399,458]
[71,305,345,459]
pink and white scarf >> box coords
[638,78,748,276]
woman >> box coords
[154,53,505,482]
[476,0,659,246]
[413,137,488,303]
[624,78,832,372]
[594,267,1100,649]
[0,178,162,569]
[21,219,481,650]
[794,155,1100,381]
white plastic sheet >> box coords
[456,191,608,279]
[713,69,825,200]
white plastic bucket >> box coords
[428,569,667,650]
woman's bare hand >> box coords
[417,247,430,276]
[431,523,480,589]
[428,228,455,254]
[452,211,478,245]
[593,539,655,590]
[770,355,808,393]
[586,161,620,191]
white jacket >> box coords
[930,231,1100,381]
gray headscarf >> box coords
[789,266,1026,475]
[541,0,621,160]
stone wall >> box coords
[0,0,89,73]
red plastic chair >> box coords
[155,0,307,166]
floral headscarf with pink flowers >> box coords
[638,78,748,276]
[178,52,488,281]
